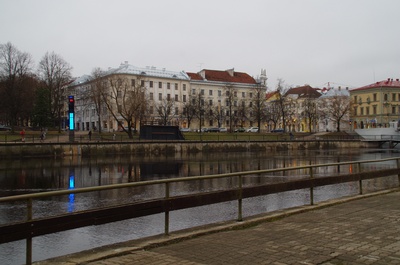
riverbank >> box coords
[0,139,377,158]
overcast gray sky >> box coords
[1,0,399,89]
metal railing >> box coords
[1,157,400,264]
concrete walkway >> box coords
[37,189,400,265]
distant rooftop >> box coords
[105,62,190,80]
[351,78,400,91]
[186,69,257,84]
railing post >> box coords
[358,162,363,195]
[309,167,314,205]
[26,198,33,265]
[397,159,400,187]
[164,182,170,235]
[238,175,243,222]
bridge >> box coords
[1,158,400,264]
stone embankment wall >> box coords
[0,140,377,158]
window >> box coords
[149,92,154,100]
[234,91,237,97]
[200,99,204,106]
[249,102,253,107]
[354,107,358,116]
[393,93,397,101]
[226,91,230,97]
[149,106,153,114]
[183,84,186,91]
[249,93,253,98]
[159,82,162,89]
[192,89,196,95]
[201,89,204,95]
[384,94,388,101]
[175,94,178,101]
[175,107,179,115]
[209,99,213,106]
[167,83,170,89]
[360,107,364,115]
[242,92,245,98]
[131,79,135,86]
[158,93,162,100]
[209,90,213,96]
[141,80,144,87]
[117,90,122,98]
[354,96,357,103]
[218,90,221,97]
[392,106,396,114]
[167,94,171,100]
[373,105,377,114]
[366,107,370,115]
[373,93,377,101]
[234,101,237,107]
[175,83,178,90]
[150,81,153,88]
[183,95,186,102]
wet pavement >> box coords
[35,188,400,265]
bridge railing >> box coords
[1,157,400,264]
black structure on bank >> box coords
[139,125,185,140]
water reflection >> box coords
[1,149,400,265]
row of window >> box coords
[354,105,400,116]
[132,79,187,91]
[195,89,253,98]
[354,93,400,103]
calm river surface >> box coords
[1,148,400,265]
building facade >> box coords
[350,78,400,129]
[68,63,263,132]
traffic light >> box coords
[68,96,74,113]
[68,96,75,130]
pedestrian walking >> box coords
[40,131,45,142]
[20,129,25,142]
[88,130,92,141]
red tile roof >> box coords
[186,69,257,84]
[351,78,400,91]
[285,85,321,98]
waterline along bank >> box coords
[0,140,376,158]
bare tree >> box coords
[323,93,352,132]
[207,102,225,128]
[155,97,175,126]
[101,75,147,139]
[181,98,197,129]
[302,98,319,132]
[191,89,206,131]
[38,51,72,131]
[0,42,34,129]
[89,68,107,133]
[275,79,291,132]
[249,83,267,132]
[224,84,238,132]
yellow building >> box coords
[350,78,400,129]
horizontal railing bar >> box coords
[0,157,398,203]
[1,167,399,244]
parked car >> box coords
[208,127,220,132]
[0,125,11,131]
[247,127,259,132]
[219,127,227,132]
[271,128,284,133]
[234,127,246,133]
[200,127,208,132]
[180,128,191,132]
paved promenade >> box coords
[37,189,400,265]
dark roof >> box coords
[186,69,257,84]
[351,78,400,91]
[285,85,321,98]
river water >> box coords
[1,148,399,264]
